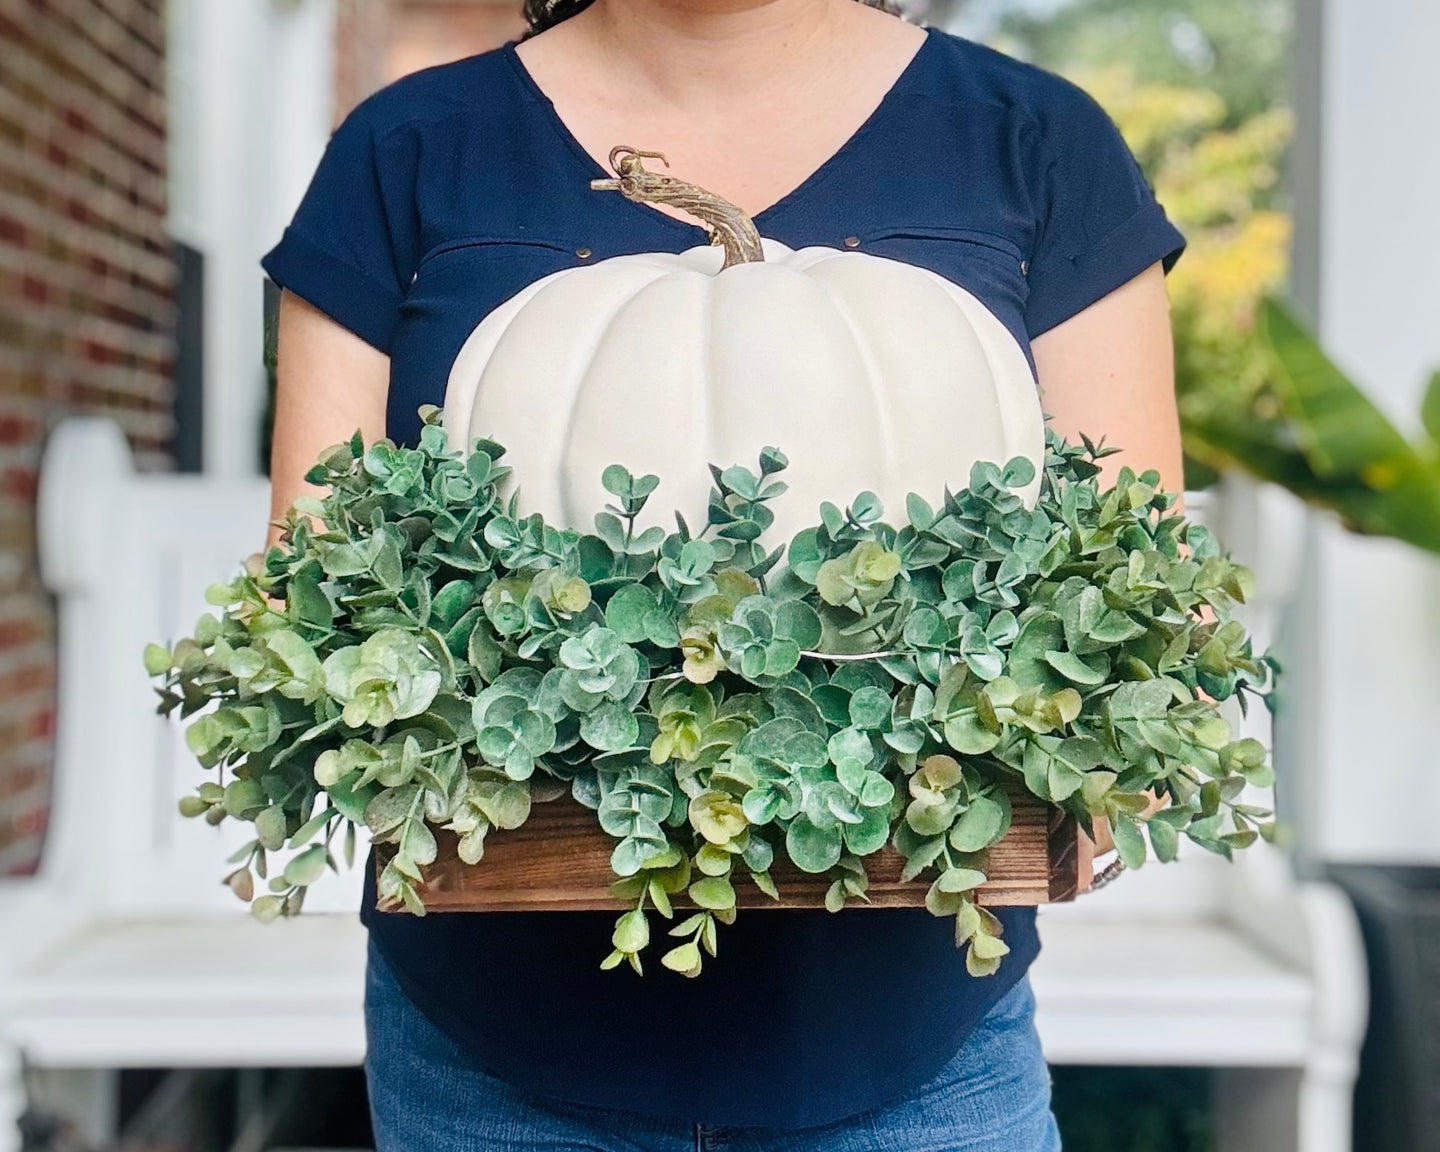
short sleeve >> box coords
[260,98,419,353]
[1023,81,1186,340]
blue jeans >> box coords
[364,937,1062,1151]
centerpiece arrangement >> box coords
[146,148,1275,979]
[147,410,1274,978]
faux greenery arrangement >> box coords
[147,406,1275,978]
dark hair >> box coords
[524,0,900,36]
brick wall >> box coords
[0,0,175,874]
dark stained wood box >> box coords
[376,782,1079,913]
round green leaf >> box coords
[859,773,895,809]
[222,778,266,819]
[1043,649,1108,686]
[142,642,172,676]
[612,908,650,953]
[843,804,891,856]
[742,834,774,873]
[581,701,640,752]
[282,843,328,887]
[835,756,869,796]
[1147,815,1179,862]
[936,866,988,893]
[662,941,703,976]
[786,817,843,874]
[944,711,1000,755]
[848,686,892,730]
[774,600,822,649]
[251,894,286,923]
[254,805,289,852]
[763,638,802,678]
[742,786,783,826]
[688,875,736,911]
[610,836,649,877]
[828,727,874,769]
[970,930,1011,961]
[605,584,660,644]
[947,793,1007,852]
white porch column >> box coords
[167,0,338,478]
[1284,0,1440,867]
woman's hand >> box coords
[1031,260,1183,891]
[267,290,391,552]
[1074,790,1171,892]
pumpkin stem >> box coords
[591,146,765,269]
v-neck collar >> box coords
[503,25,937,240]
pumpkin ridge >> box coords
[803,249,1043,502]
[444,271,564,455]
[558,268,711,527]
[799,250,1031,500]
[511,262,677,523]
[704,259,884,540]
[701,271,716,471]
[921,274,1044,497]
[802,256,901,498]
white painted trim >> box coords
[1285,0,1440,866]
[166,0,338,478]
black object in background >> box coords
[1330,865,1440,1152]
[171,240,205,473]
[261,276,280,477]
[1050,1066,1211,1152]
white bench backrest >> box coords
[38,418,366,917]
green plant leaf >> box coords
[580,701,640,752]
[1422,370,1440,447]
[947,793,1007,852]
[283,843,328,887]
[661,941,703,977]
[936,867,988,893]
[1043,650,1107,686]
[786,817,843,873]
[688,876,736,911]
[612,908,649,953]
[1111,817,1147,869]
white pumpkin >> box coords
[443,149,1044,545]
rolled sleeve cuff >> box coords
[260,226,403,354]
[1024,207,1187,340]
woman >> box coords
[262,0,1185,1147]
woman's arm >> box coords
[1032,262,1183,496]
[1030,260,1182,889]
[266,289,391,551]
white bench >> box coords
[0,417,1366,1151]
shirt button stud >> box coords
[843,236,860,248]
[576,247,593,260]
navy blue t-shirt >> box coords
[262,25,1184,1130]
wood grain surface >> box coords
[376,783,1079,913]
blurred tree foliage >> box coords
[995,0,1290,122]
[995,0,1294,489]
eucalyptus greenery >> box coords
[148,405,1276,978]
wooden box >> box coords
[376,783,1079,913]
